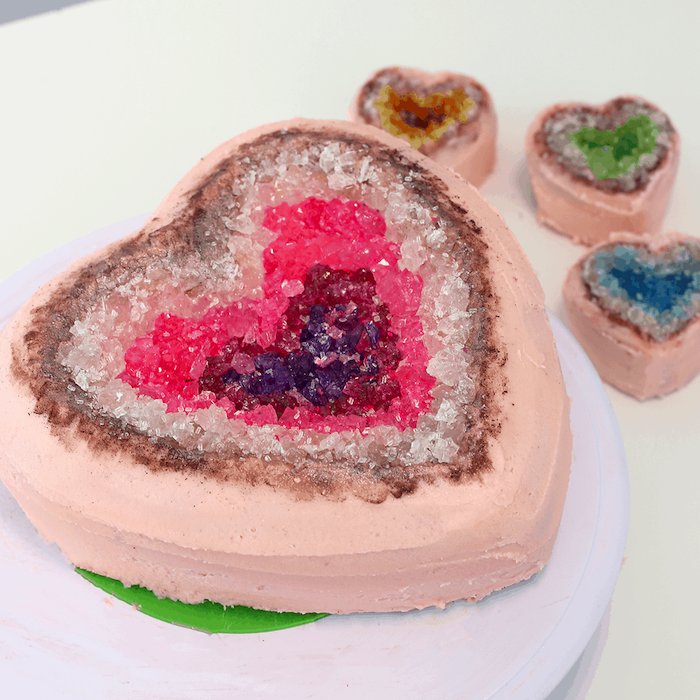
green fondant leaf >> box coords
[76,568,328,634]
[567,114,659,180]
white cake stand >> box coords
[0,218,629,700]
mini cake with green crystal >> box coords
[526,97,680,245]
[563,232,700,399]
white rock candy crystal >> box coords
[59,143,482,467]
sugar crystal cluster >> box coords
[58,138,484,469]
[566,114,659,181]
[358,68,484,158]
[120,197,433,434]
[544,99,673,192]
[373,85,475,148]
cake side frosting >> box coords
[0,119,571,613]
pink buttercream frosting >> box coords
[0,119,571,614]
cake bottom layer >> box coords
[4,466,553,615]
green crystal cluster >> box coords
[567,114,659,180]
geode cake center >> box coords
[119,197,434,432]
[56,131,492,476]
[373,84,475,148]
[542,98,674,193]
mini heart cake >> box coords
[563,232,700,399]
[349,66,497,187]
[526,97,680,245]
[0,119,571,614]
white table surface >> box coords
[1,1,698,698]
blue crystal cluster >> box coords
[582,243,700,341]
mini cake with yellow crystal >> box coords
[349,66,497,187]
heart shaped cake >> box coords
[0,119,571,614]
[526,97,680,245]
[563,232,700,399]
[349,66,497,187]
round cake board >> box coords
[0,218,629,699]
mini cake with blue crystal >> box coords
[563,232,700,398]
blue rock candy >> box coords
[582,243,700,341]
